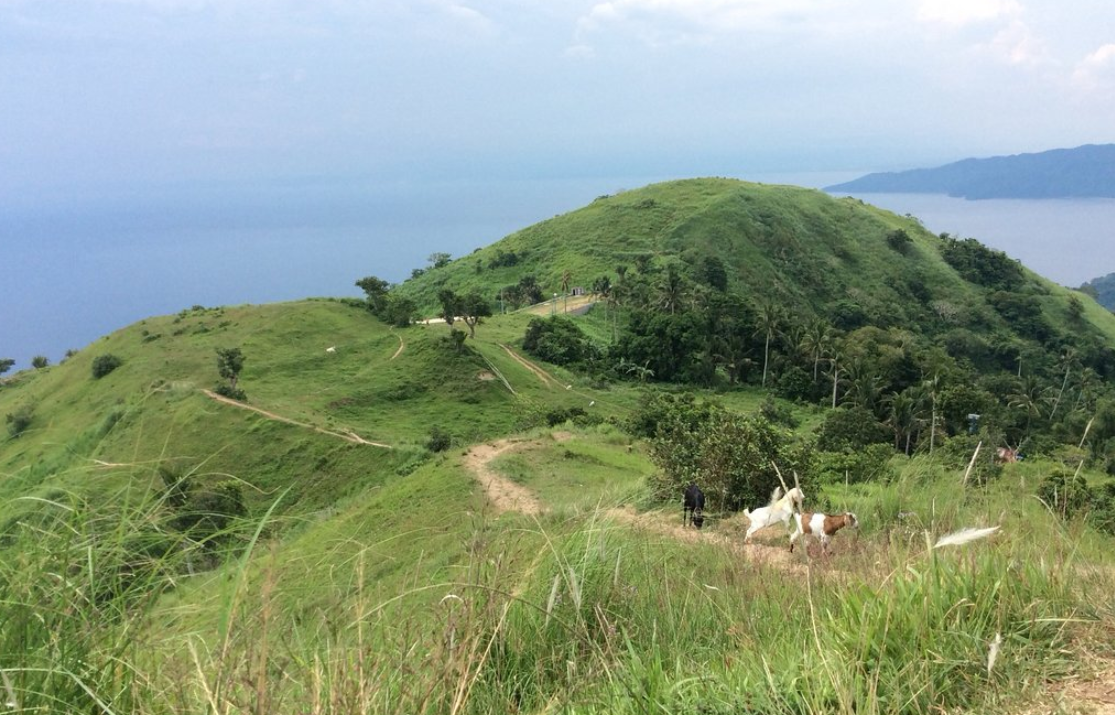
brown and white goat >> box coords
[789,511,858,554]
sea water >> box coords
[3,174,1113,372]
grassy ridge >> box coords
[2,428,1111,713]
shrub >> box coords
[91,354,123,379]
[30,355,49,369]
[816,406,889,452]
[886,228,913,253]
[813,444,894,485]
[759,395,800,429]
[522,317,599,366]
[5,405,33,438]
[213,385,247,402]
[643,396,811,512]
[426,426,452,453]
[1036,470,1091,520]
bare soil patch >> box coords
[201,389,392,448]
[463,438,545,515]
[500,344,559,388]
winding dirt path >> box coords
[460,434,804,571]
[499,344,559,388]
[462,438,545,515]
[202,389,392,448]
[390,333,405,361]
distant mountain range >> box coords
[826,144,1115,199]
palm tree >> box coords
[884,390,924,455]
[753,299,784,388]
[922,372,941,455]
[656,265,687,315]
[799,318,834,383]
[842,357,884,414]
[1008,374,1050,436]
[824,346,846,409]
[1048,347,1079,419]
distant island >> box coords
[826,144,1115,199]
[1082,272,1115,311]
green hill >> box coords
[3,179,1115,714]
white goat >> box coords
[789,511,858,554]
[744,486,804,542]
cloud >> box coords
[1072,43,1115,90]
[441,2,498,38]
[575,0,819,41]
[916,0,1021,26]
[983,19,1047,66]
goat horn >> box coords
[771,461,790,494]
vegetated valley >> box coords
[2,178,1115,714]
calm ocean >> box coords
[3,174,1113,372]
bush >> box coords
[758,395,800,429]
[213,385,247,402]
[522,317,599,366]
[813,444,894,485]
[30,355,49,369]
[5,405,34,438]
[1036,470,1091,520]
[545,407,602,428]
[886,228,913,253]
[91,354,123,379]
[643,396,811,512]
[816,406,889,452]
[426,426,452,453]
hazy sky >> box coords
[2,0,1113,203]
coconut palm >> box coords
[799,318,834,383]
[753,299,784,388]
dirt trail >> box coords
[390,333,405,361]
[499,344,559,388]
[202,389,392,448]
[462,439,545,515]
[460,434,804,571]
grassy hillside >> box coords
[3,179,1115,713]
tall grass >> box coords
[1,463,1110,714]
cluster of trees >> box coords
[355,276,418,328]
[519,245,1115,470]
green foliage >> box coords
[637,392,809,511]
[886,228,913,253]
[428,251,452,269]
[1037,469,1093,520]
[758,395,799,429]
[940,236,1024,289]
[91,353,123,379]
[0,357,13,375]
[215,346,245,393]
[381,293,416,327]
[5,403,33,438]
[355,275,391,315]
[426,426,453,452]
[522,317,599,366]
[816,405,889,452]
[30,355,49,369]
[813,443,894,485]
